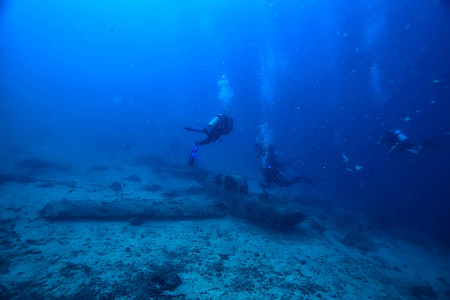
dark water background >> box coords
[1,1,449,246]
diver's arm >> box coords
[375,134,387,146]
[405,148,420,156]
[184,127,208,133]
[388,145,398,154]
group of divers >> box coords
[184,107,442,189]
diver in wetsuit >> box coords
[260,167,315,188]
[256,143,315,188]
[185,107,234,166]
[339,152,362,172]
[255,144,290,171]
[376,129,423,155]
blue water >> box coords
[1,0,449,249]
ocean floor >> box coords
[0,156,449,299]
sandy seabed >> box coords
[0,159,449,299]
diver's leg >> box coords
[293,175,315,186]
[198,136,212,146]
[276,177,295,187]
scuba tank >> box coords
[207,107,232,133]
[394,130,408,142]
[207,115,222,133]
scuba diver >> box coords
[261,167,315,188]
[375,129,424,155]
[255,144,290,171]
[256,143,315,188]
[185,107,234,166]
[340,152,362,172]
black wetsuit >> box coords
[185,114,234,146]
[261,167,314,188]
[255,144,289,170]
[258,145,314,188]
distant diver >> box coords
[340,152,362,172]
[375,129,435,156]
[255,144,290,171]
[255,143,315,188]
[185,107,234,166]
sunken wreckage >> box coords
[41,173,306,228]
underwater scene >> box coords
[1,0,450,299]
